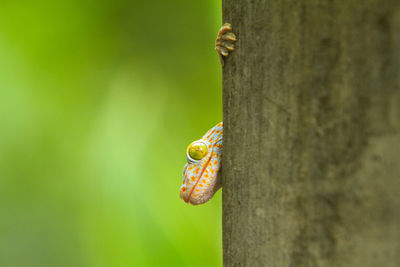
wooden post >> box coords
[222,1,400,266]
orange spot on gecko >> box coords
[181,187,186,193]
[206,129,216,139]
[213,161,217,165]
[195,168,200,174]
[191,176,196,181]
[199,184,203,187]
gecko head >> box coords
[180,139,222,205]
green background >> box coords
[0,1,223,266]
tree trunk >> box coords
[222,1,400,266]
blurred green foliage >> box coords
[0,1,223,266]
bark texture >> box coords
[222,1,400,266]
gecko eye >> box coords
[187,141,208,162]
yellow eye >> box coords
[187,141,208,161]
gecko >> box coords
[180,23,236,205]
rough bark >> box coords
[222,1,400,266]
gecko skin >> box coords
[180,122,223,205]
[180,24,236,205]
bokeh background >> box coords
[0,1,223,266]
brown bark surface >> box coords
[222,1,400,266]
